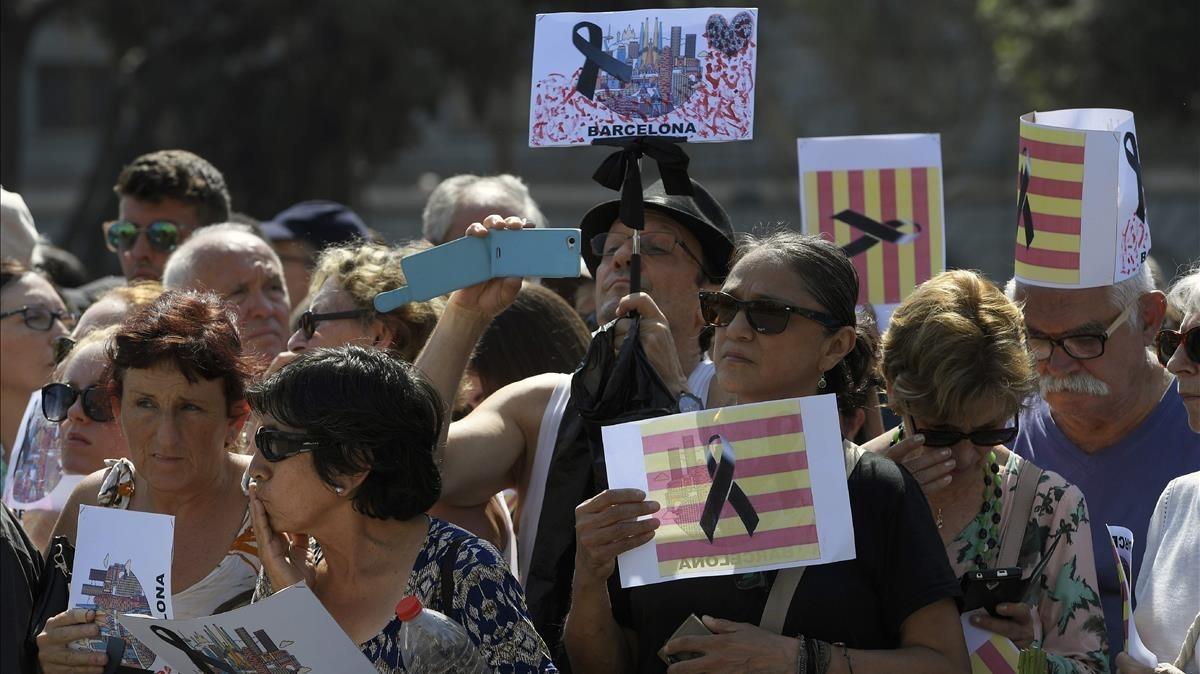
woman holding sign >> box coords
[36,291,262,673]
[565,231,968,673]
[878,269,1109,674]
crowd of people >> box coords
[1,136,1197,674]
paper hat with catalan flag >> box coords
[797,133,946,327]
[1014,108,1150,289]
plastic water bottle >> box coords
[396,595,491,673]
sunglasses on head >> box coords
[104,220,186,253]
[698,290,843,335]
[297,309,371,340]
[255,426,324,462]
[1155,325,1200,366]
[910,417,1020,448]
[41,383,114,423]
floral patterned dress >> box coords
[947,452,1110,674]
[256,517,556,673]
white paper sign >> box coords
[120,583,377,674]
[1107,524,1156,666]
[69,505,175,669]
[2,391,83,512]
[602,394,855,588]
[529,7,757,147]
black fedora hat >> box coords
[579,178,735,280]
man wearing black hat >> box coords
[260,200,373,310]
[412,179,735,656]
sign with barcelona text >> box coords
[797,133,945,327]
[602,394,854,588]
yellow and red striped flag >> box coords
[1014,122,1086,285]
[962,613,1020,674]
[602,395,855,588]
[798,134,945,326]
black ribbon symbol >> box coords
[699,434,759,543]
[1123,132,1146,223]
[1018,147,1035,248]
[150,625,237,674]
[592,136,693,233]
[832,209,923,257]
[572,22,632,100]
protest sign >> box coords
[529,7,757,147]
[603,394,854,588]
[2,391,82,513]
[961,610,1021,674]
[1107,524,1156,666]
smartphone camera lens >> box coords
[567,236,576,248]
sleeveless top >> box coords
[97,458,261,617]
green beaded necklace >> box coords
[970,451,1004,568]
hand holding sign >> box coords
[573,488,661,589]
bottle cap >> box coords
[395,595,423,621]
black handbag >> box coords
[25,535,74,666]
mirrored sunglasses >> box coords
[104,220,185,253]
[41,383,114,423]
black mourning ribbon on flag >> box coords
[150,625,237,674]
[1018,148,1035,248]
[1124,132,1146,223]
[699,434,760,543]
[832,209,923,257]
[572,22,632,100]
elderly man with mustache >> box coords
[1006,261,1200,667]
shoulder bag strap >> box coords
[760,442,866,634]
[440,537,466,615]
[997,461,1043,569]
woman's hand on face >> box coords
[663,616,800,673]
[449,215,528,319]
[250,485,316,589]
[36,608,107,674]
[870,432,956,495]
[574,488,660,589]
[970,603,1037,650]
[1115,652,1183,674]
[612,293,690,394]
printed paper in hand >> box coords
[1107,524,1156,666]
[529,7,757,147]
[797,133,946,328]
[69,505,175,669]
[2,391,83,512]
[603,394,855,588]
[120,582,377,674]
[961,610,1020,674]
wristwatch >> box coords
[677,391,704,413]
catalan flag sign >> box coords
[602,394,855,588]
[961,612,1020,674]
[1014,109,1150,289]
[797,133,946,327]
[1106,525,1157,666]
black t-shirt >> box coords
[610,452,959,673]
[1,504,42,674]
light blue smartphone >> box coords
[374,228,581,311]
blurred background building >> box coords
[3,0,1196,285]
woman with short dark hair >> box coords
[246,345,555,673]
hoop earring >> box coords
[817,375,827,390]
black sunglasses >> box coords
[910,416,1020,448]
[255,427,324,462]
[0,305,76,331]
[42,383,114,423]
[1155,326,1200,366]
[104,220,187,253]
[698,290,843,335]
[297,309,371,340]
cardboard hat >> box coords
[1013,108,1150,289]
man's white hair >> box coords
[1167,265,1200,319]
[1005,263,1155,330]
[162,222,271,289]
[421,174,546,244]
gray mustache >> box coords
[1039,372,1110,396]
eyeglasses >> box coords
[589,232,708,271]
[698,290,843,335]
[41,383,114,423]
[910,417,1020,448]
[1027,304,1133,361]
[297,309,371,340]
[1155,325,1200,366]
[103,220,188,253]
[0,305,76,331]
[255,426,324,462]
[53,335,76,365]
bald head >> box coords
[163,223,291,361]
